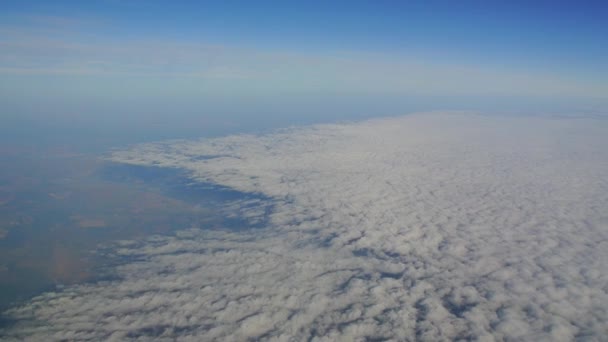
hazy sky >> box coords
[1,1,607,146]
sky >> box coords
[1,1,607,147]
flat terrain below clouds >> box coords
[3,112,608,341]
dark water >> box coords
[99,162,272,227]
[100,163,255,203]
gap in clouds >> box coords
[98,162,275,230]
[0,148,271,316]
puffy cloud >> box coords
[2,112,608,341]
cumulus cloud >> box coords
[2,112,608,341]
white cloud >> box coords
[2,112,608,341]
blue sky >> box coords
[1,1,607,146]
[3,1,606,70]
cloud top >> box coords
[3,112,608,341]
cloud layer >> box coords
[3,112,608,341]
